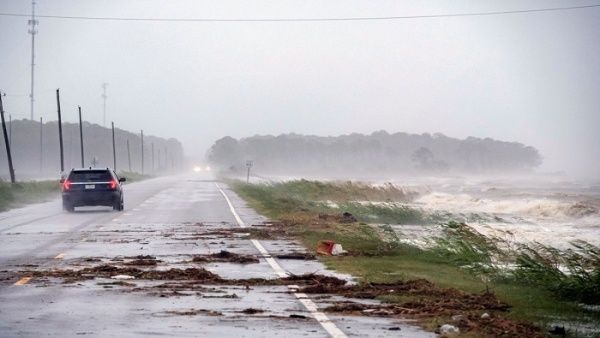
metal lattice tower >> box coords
[28,0,38,121]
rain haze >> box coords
[0,0,599,179]
[2,2,600,337]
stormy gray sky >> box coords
[0,0,599,179]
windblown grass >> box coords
[516,240,600,305]
[231,180,428,224]
[230,179,600,336]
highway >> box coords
[0,173,432,337]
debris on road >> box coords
[192,250,259,264]
[274,252,315,260]
[123,255,160,266]
[25,264,223,282]
[239,308,265,315]
[161,309,222,316]
[282,273,347,287]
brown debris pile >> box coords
[192,250,259,264]
[325,302,541,337]
[27,264,222,282]
[123,255,160,266]
[239,308,265,314]
[302,279,509,312]
[452,313,543,338]
[309,279,544,338]
[274,252,316,260]
[282,273,347,287]
[162,309,222,316]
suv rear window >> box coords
[69,170,113,182]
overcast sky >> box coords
[0,0,599,179]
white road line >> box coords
[216,183,348,338]
[14,277,32,286]
[54,253,65,259]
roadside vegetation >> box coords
[230,179,600,337]
[117,171,152,183]
[0,180,60,211]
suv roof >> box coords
[70,167,114,171]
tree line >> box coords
[207,131,542,176]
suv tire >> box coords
[63,200,74,212]
[113,198,124,211]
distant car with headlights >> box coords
[61,168,126,212]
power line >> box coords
[0,4,599,22]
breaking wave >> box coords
[415,192,598,220]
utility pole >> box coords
[140,130,144,175]
[28,0,38,121]
[126,139,132,172]
[164,147,168,172]
[78,106,84,167]
[39,117,43,173]
[101,83,107,127]
[8,114,12,146]
[111,122,116,171]
[157,148,161,172]
[56,89,64,173]
[246,160,253,184]
[0,94,16,183]
[151,142,155,172]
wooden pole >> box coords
[56,89,64,172]
[126,139,132,171]
[78,106,84,167]
[39,117,43,173]
[111,122,116,171]
[0,94,16,183]
[140,130,144,175]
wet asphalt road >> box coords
[0,174,433,337]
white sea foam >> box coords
[415,192,598,221]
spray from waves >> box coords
[415,192,598,220]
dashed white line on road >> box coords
[216,183,348,338]
[14,277,32,286]
[54,253,65,259]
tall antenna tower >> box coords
[101,83,108,127]
[28,0,38,121]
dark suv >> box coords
[61,168,126,212]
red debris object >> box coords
[317,240,336,255]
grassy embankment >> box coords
[0,180,60,211]
[0,171,152,211]
[230,179,600,337]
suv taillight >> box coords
[62,180,71,191]
[109,179,118,190]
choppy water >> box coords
[393,176,600,248]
